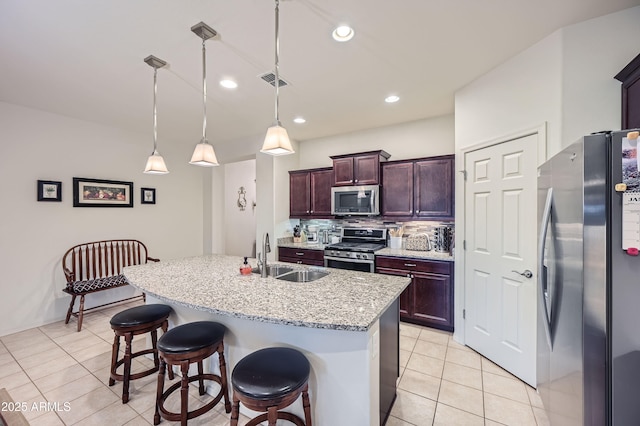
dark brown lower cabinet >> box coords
[375,256,453,332]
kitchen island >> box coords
[123,254,410,426]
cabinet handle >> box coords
[306,210,310,214]
[297,261,303,264]
[404,263,417,267]
[296,252,305,256]
[355,179,358,183]
[310,210,314,213]
[416,210,420,213]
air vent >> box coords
[259,72,289,88]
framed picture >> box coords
[37,180,62,202]
[141,187,156,204]
[73,177,133,207]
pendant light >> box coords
[189,22,219,167]
[261,0,295,156]
[143,55,169,174]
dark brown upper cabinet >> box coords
[330,150,390,186]
[289,168,333,218]
[615,53,640,129]
[381,155,454,220]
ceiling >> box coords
[1,0,639,149]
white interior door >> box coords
[464,134,538,386]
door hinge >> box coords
[463,309,466,319]
[460,170,467,181]
[463,240,466,250]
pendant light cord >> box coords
[201,37,208,142]
[274,0,281,124]
[152,67,158,153]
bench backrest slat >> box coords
[62,240,150,282]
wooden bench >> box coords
[62,239,159,331]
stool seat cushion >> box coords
[232,347,310,400]
[158,321,226,354]
[110,304,172,328]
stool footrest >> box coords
[244,411,307,426]
[157,374,226,422]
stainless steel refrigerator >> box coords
[537,129,640,425]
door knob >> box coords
[512,269,533,279]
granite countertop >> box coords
[376,248,454,262]
[278,241,328,250]
[123,255,410,332]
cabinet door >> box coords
[412,272,453,331]
[414,157,454,218]
[381,162,414,216]
[289,172,310,217]
[332,158,355,186]
[375,267,412,318]
[353,154,380,185]
[310,169,333,216]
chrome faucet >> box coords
[261,232,271,278]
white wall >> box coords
[562,7,640,146]
[224,159,257,258]
[455,31,563,155]
[298,115,455,169]
[0,102,206,336]
[452,5,640,343]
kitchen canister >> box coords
[405,233,431,251]
[389,236,403,249]
[433,226,453,253]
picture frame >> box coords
[37,180,62,202]
[141,187,156,205]
[73,177,133,207]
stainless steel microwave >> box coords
[331,185,380,216]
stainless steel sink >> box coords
[252,265,295,277]
[275,270,329,283]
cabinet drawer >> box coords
[278,247,324,261]
[279,256,324,266]
[375,256,451,275]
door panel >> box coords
[310,169,333,215]
[464,133,537,386]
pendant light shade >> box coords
[143,55,169,174]
[189,22,219,167]
[261,0,294,156]
[190,141,219,165]
[144,150,169,174]
[262,123,294,155]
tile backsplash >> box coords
[292,218,454,249]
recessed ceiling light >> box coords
[385,95,400,103]
[332,25,355,42]
[220,79,238,89]
[293,117,306,124]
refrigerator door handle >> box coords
[538,187,554,349]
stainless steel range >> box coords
[324,228,387,273]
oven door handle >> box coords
[324,256,374,264]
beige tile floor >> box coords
[0,301,550,425]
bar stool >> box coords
[109,303,173,403]
[230,347,312,426]
[154,321,231,425]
